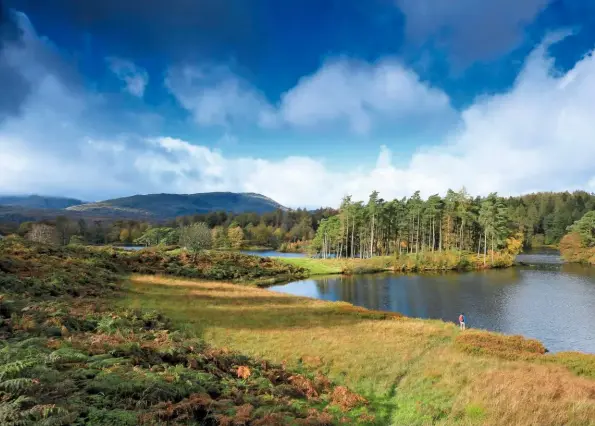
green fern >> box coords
[47,348,88,364]
[0,396,34,426]
[87,356,128,368]
[0,378,37,393]
[97,316,118,335]
[13,338,47,349]
[0,359,37,381]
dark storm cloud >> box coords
[10,0,263,64]
[0,1,30,120]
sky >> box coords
[1,0,595,208]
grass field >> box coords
[125,274,595,426]
[276,250,515,277]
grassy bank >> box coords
[0,238,371,425]
[112,244,307,286]
[277,251,515,276]
[126,275,595,426]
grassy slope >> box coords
[126,275,595,426]
[0,238,372,425]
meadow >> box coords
[1,237,594,425]
[126,275,595,426]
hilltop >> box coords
[67,192,286,218]
[0,195,84,209]
[0,192,286,224]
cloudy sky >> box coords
[1,0,595,208]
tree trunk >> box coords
[370,214,375,258]
[351,219,355,258]
[345,213,349,259]
[416,213,420,254]
[484,231,487,266]
[439,216,442,252]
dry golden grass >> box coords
[125,274,595,426]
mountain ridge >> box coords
[66,191,286,218]
[0,195,85,209]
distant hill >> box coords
[67,192,286,218]
[0,195,84,210]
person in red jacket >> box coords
[458,313,466,330]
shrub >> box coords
[455,330,546,360]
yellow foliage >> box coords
[505,232,524,255]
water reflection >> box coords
[270,255,595,353]
[241,250,305,258]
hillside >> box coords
[0,194,84,209]
[67,192,286,218]
[0,238,368,424]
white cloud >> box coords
[166,65,273,127]
[274,58,454,134]
[107,57,148,97]
[1,14,595,208]
[168,58,455,135]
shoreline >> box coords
[274,252,516,277]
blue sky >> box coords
[1,0,595,207]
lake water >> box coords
[118,245,145,251]
[241,250,306,258]
[270,250,595,353]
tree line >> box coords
[311,189,595,260]
[6,190,593,255]
[11,208,337,250]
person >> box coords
[458,312,466,330]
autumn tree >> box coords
[227,226,244,249]
[211,226,230,249]
[568,211,595,247]
[179,222,212,257]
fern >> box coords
[0,396,34,426]
[26,404,72,425]
[0,360,37,381]
[47,348,88,364]
[14,338,47,349]
[97,316,118,335]
[87,356,128,368]
[0,378,37,393]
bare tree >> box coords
[27,223,60,245]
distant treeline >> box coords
[7,208,337,250]
[3,191,593,254]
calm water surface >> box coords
[119,245,145,251]
[241,250,305,258]
[270,250,595,353]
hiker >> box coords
[458,313,466,330]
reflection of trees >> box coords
[560,263,595,279]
